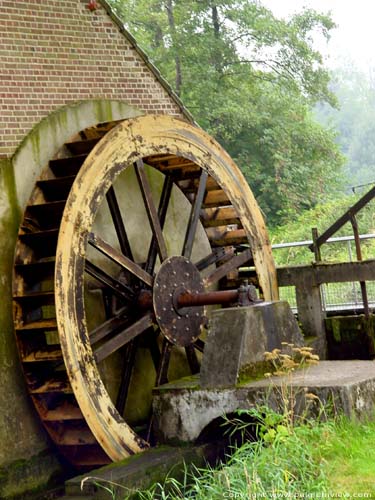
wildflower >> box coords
[264,351,277,361]
[279,354,292,360]
[305,392,319,400]
[281,358,298,370]
[300,349,314,357]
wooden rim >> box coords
[55,114,278,461]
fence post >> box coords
[350,214,370,318]
[311,227,321,262]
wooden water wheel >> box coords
[13,115,277,468]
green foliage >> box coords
[130,411,375,499]
[133,406,330,498]
[324,417,375,495]
[270,193,375,265]
[108,0,344,226]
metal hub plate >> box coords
[153,256,205,347]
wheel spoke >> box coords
[142,329,163,445]
[155,337,173,387]
[94,312,154,363]
[148,328,161,372]
[145,175,174,274]
[182,170,208,260]
[101,289,116,319]
[194,247,227,272]
[135,159,168,263]
[116,338,139,416]
[203,248,252,287]
[194,338,205,353]
[185,344,200,374]
[85,259,135,301]
[106,186,134,260]
[88,232,153,287]
[89,306,130,345]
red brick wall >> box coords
[0,0,185,158]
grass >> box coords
[126,412,375,499]
[89,348,375,499]
[325,418,375,496]
[87,411,375,499]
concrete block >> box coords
[200,301,303,388]
[65,445,211,499]
[326,314,375,360]
[153,361,375,444]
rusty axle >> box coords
[177,289,239,307]
[139,283,258,310]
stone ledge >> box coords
[65,445,213,499]
[153,361,375,443]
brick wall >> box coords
[0,0,186,158]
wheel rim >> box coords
[55,114,277,461]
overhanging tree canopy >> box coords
[109,0,344,225]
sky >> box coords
[262,0,375,71]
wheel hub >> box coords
[153,256,205,347]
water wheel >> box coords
[13,115,277,468]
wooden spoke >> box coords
[194,247,227,272]
[155,337,173,387]
[185,345,200,374]
[85,259,135,301]
[134,159,168,263]
[106,186,133,260]
[203,248,252,287]
[147,329,161,372]
[101,289,116,319]
[89,306,130,345]
[194,338,205,353]
[115,339,139,416]
[182,170,208,260]
[145,175,174,274]
[94,312,154,364]
[88,232,153,287]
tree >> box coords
[316,64,375,191]
[109,0,344,226]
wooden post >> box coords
[295,280,327,359]
[312,227,322,262]
[350,214,370,318]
